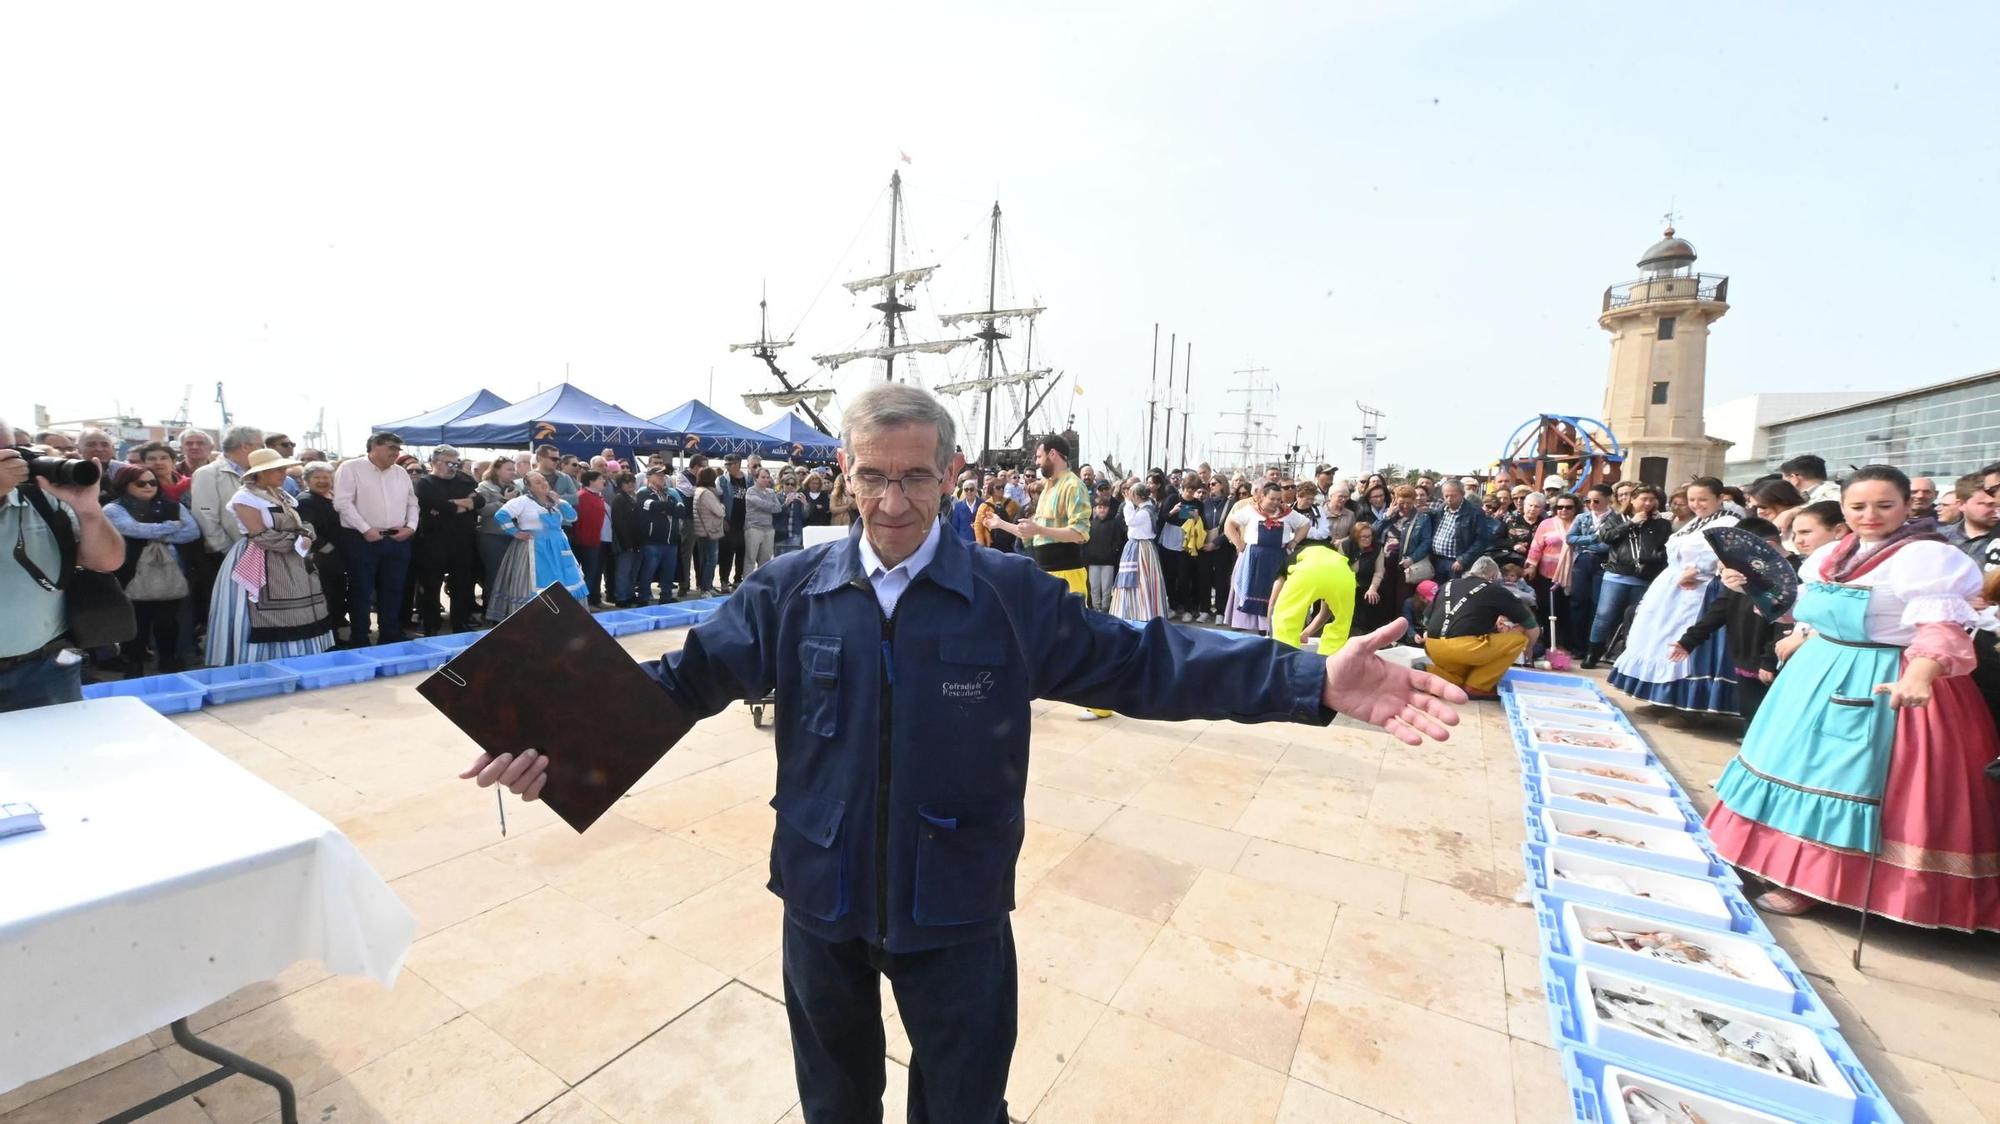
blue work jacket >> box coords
[643,525,1334,953]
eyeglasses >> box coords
[133,479,158,487]
[847,470,943,499]
[1554,504,1577,511]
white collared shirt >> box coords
[855,517,943,617]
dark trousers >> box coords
[1159,549,1186,614]
[695,538,720,592]
[783,917,1014,1124]
[416,533,481,632]
[122,598,183,669]
[1202,543,1236,615]
[1735,673,1771,723]
[636,543,677,602]
[340,532,413,645]
[611,548,643,604]
[190,548,223,637]
[0,654,81,713]
[719,527,745,586]
[314,548,349,633]
[1567,552,1604,653]
[574,544,605,604]
[1590,578,1647,647]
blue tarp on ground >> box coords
[374,389,511,446]
[650,400,795,458]
[756,412,840,461]
[442,383,674,454]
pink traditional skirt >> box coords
[1705,673,2000,932]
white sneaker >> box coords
[1200,613,1217,624]
[1076,710,1108,721]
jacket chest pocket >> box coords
[769,791,849,921]
[798,635,842,737]
[937,638,1005,706]
[913,797,1025,927]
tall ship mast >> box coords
[733,285,835,434]
[811,171,977,383]
[932,201,1049,464]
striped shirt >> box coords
[1031,471,1090,548]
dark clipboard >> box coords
[416,583,696,833]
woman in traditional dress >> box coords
[1111,482,1167,622]
[205,448,334,666]
[1224,482,1310,633]
[1609,476,1739,713]
[486,470,585,621]
[1706,466,2000,930]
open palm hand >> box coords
[1321,619,1467,745]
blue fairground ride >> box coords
[1495,414,1625,495]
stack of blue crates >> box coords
[80,596,733,716]
[1501,667,1903,1123]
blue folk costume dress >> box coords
[1226,509,1297,632]
[1609,510,1740,714]
[486,493,586,621]
[1706,530,2000,930]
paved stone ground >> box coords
[2,638,1994,1123]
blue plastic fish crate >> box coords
[1524,772,1702,832]
[359,639,450,677]
[1501,668,1609,696]
[272,650,380,689]
[1544,956,1890,1124]
[415,631,484,655]
[1534,893,1830,1025]
[1525,844,1775,943]
[181,662,301,704]
[82,673,207,714]
[593,609,653,636]
[632,603,699,628]
[1564,1044,1902,1124]
[1527,806,1739,883]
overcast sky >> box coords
[5,1,1996,472]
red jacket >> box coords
[570,488,608,546]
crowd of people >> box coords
[6,414,1997,932]
[0,419,849,692]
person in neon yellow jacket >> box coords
[1270,541,1357,654]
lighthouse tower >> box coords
[1599,228,1731,486]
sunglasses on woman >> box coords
[133,478,158,488]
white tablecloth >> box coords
[0,698,415,1091]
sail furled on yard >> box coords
[812,338,978,370]
[843,266,939,294]
[937,306,1045,328]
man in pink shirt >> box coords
[333,432,420,645]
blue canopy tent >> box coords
[757,412,840,461]
[442,383,674,455]
[650,400,795,459]
[373,388,511,446]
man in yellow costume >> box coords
[988,433,1113,718]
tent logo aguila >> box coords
[532,421,556,441]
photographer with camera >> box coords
[0,418,127,712]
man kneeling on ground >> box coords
[1423,555,1540,698]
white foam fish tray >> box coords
[1537,755,1675,797]
[1542,776,1690,830]
[1600,1063,1792,1124]
[1576,965,1854,1122]
[1561,900,1795,1011]
[1543,847,1735,930]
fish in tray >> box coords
[1556,861,1660,901]
[1526,695,1619,714]
[1621,1085,1713,1123]
[1535,726,1643,751]
[1584,925,1745,980]
[1591,983,1823,1085]
[1573,789,1660,815]
[1569,826,1652,850]
[1572,762,1653,785]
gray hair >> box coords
[1466,556,1501,581]
[177,426,213,446]
[221,425,265,454]
[302,462,333,482]
[1523,491,1547,508]
[840,383,957,475]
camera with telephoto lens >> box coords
[7,446,101,488]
